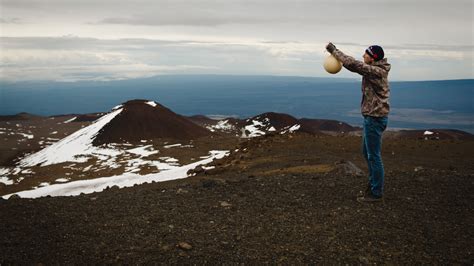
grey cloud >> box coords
[3,0,472,48]
[386,44,474,52]
[0,37,252,51]
[0,18,22,24]
[97,13,277,27]
[95,16,239,27]
[0,36,327,81]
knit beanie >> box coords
[366,45,384,61]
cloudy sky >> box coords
[1,0,472,82]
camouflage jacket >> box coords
[331,49,391,117]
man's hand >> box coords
[326,42,336,53]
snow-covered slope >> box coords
[19,108,123,167]
[3,150,228,199]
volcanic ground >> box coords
[0,100,472,264]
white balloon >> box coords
[324,54,342,74]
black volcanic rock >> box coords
[254,112,299,129]
[299,118,355,133]
[246,112,299,130]
[92,99,211,145]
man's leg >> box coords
[364,116,388,197]
[362,119,372,194]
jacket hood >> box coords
[374,58,391,72]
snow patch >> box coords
[0,176,14,185]
[126,145,159,157]
[112,104,123,110]
[289,124,301,133]
[64,117,77,123]
[423,131,434,135]
[18,133,34,139]
[164,143,182,148]
[160,157,179,163]
[20,169,33,174]
[206,120,236,132]
[242,120,267,138]
[0,168,10,176]
[146,101,157,107]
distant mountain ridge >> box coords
[3,98,473,141]
[0,112,43,121]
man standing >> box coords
[326,42,391,202]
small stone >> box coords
[334,160,364,177]
[8,194,20,200]
[188,165,205,176]
[414,166,424,172]
[416,176,425,182]
[358,256,370,264]
[177,242,192,250]
[90,197,97,201]
[176,188,189,194]
[220,201,232,207]
[202,179,217,188]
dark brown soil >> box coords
[299,118,356,132]
[93,100,212,145]
[1,133,472,264]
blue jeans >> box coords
[362,115,388,198]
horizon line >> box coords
[1,74,473,84]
